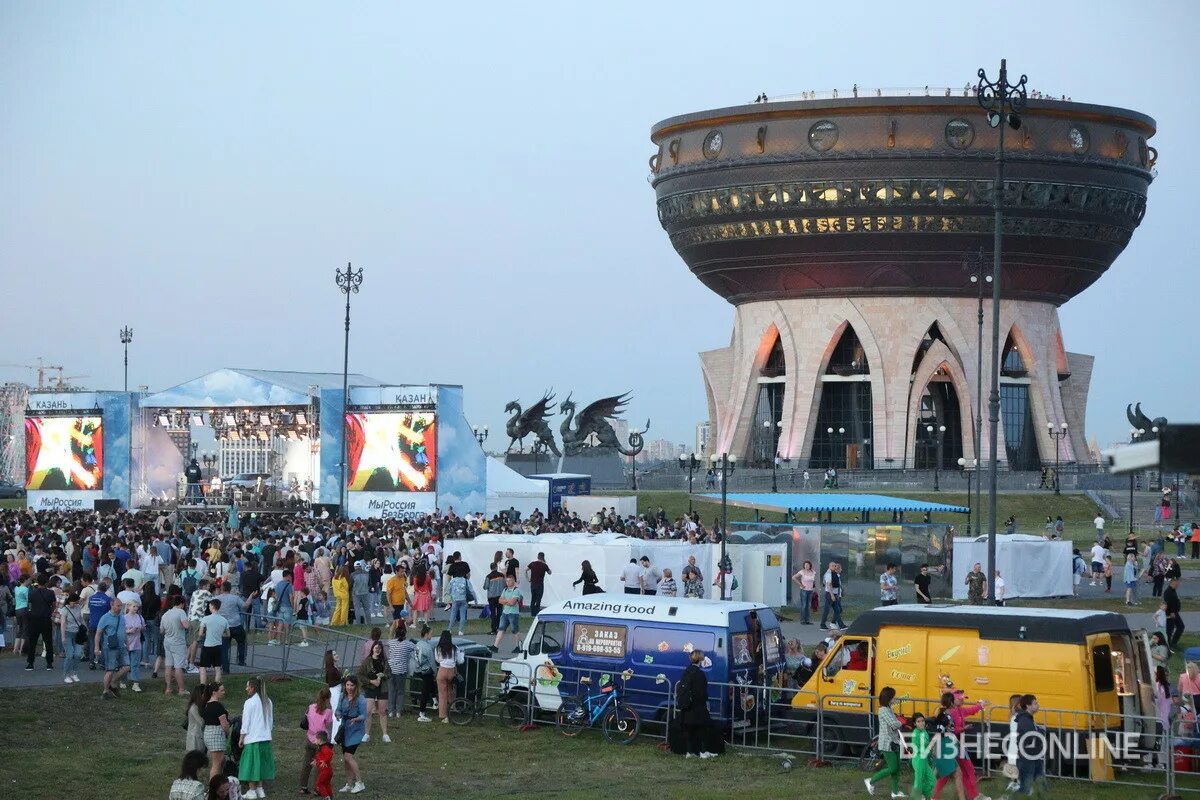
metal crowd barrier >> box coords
[209,628,1195,796]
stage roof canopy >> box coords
[698,492,969,515]
[140,368,385,408]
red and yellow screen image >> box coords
[25,416,104,490]
[345,411,436,492]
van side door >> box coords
[524,619,567,711]
[818,637,876,714]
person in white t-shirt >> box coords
[994,570,1007,606]
[1089,542,1107,585]
[619,559,642,595]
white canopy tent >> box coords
[952,534,1073,600]
[453,532,787,608]
[560,494,636,520]
[485,457,549,519]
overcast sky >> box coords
[1,1,1195,451]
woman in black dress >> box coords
[572,560,602,595]
[676,649,714,759]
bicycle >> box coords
[555,668,641,744]
[448,690,529,728]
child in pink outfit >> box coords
[932,690,988,800]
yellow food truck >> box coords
[792,605,1156,762]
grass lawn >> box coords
[0,678,1179,800]
[0,497,24,509]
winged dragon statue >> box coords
[504,392,562,455]
[1126,403,1167,440]
[559,393,649,457]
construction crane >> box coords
[0,359,87,390]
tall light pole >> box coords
[679,452,701,512]
[119,326,133,392]
[710,452,737,587]
[335,263,363,515]
[963,247,989,525]
[976,59,1027,601]
[1047,422,1068,495]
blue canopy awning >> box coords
[697,492,969,514]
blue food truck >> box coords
[502,593,785,725]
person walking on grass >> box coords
[491,574,523,654]
[300,686,333,796]
[238,676,276,799]
[434,630,465,724]
[412,624,436,723]
[161,594,191,696]
[202,681,231,780]
[335,675,368,794]
[357,641,391,743]
[864,686,905,797]
[909,713,936,800]
[384,619,414,719]
[94,596,129,699]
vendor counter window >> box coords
[1092,645,1115,693]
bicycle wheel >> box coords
[448,697,475,726]
[601,701,640,744]
[556,696,587,737]
[502,699,529,728]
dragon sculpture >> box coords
[1126,403,1168,440]
[559,393,649,457]
[504,393,561,455]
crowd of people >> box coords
[0,503,1194,798]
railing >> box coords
[227,623,1194,796]
[760,86,1076,103]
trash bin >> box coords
[453,636,492,701]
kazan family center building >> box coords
[649,88,1156,472]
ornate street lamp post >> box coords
[679,452,701,512]
[976,59,1028,601]
[335,263,364,516]
[1047,422,1068,495]
[473,426,489,447]
[763,420,782,492]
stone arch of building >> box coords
[800,306,887,466]
[906,341,976,466]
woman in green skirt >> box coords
[238,676,275,799]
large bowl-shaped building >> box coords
[650,90,1156,469]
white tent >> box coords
[952,534,1073,600]
[454,532,787,608]
[485,457,549,518]
[560,494,636,520]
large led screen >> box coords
[25,416,104,490]
[345,411,436,492]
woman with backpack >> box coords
[676,648,717,759]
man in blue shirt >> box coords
[86,579,113,671]
[93,596,129,699]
